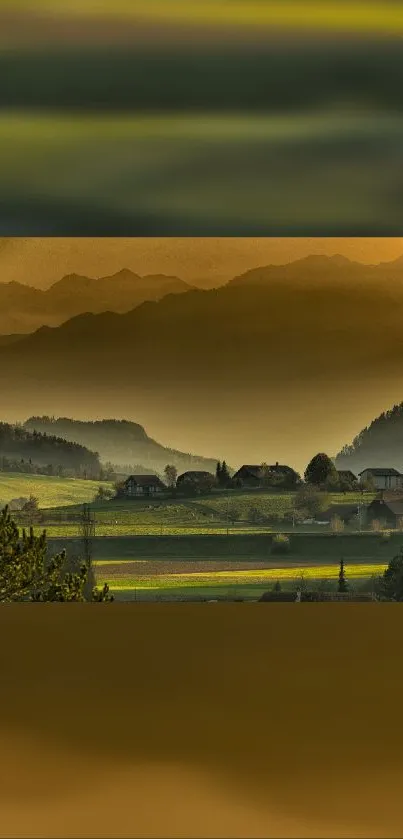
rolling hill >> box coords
[0,422,100,477]
[0,269,193,334]
[23,418,220,476]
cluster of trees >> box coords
[304,452,373,492]
[0,423,101,478]
[216,461,231,487]
[264,551,403,600]
[336,402,403,473]
[0,505,113,602]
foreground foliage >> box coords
[0,506,113,602]
[377,547,403,601]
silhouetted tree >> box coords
[295,485,330,518]
[218,460,230,487]
[338,558,348,592]
[305,453,337,486]
[164,464,178,488]
[0,506,113,601]
[377,547,403,601]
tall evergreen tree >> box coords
[216,461,222,483]
[221,460,230,486]
[338,557,348,593]
[0,506,113,602]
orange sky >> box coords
[1,237,403,288]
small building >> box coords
[358,468,403,490]
[122,474,167,497]
[232,463,298,488]
[314,504,359,525]
[366,496,403,529]
[336,470,357,486]
[176,471,215,490]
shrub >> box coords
[271,533,290,555]
[330,514,345,533]
[227,504,241,523]
[301,590,323,601]
[295,485,330,517]
[259,590,296,602]
[247,505,264,524]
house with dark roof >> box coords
[176,471,216,491]
[366,495,403,528]
[232,463,299,488]
[358,468,403,490]
[336,470,358,486]
[314,504,359,525]
[122,474,167,497]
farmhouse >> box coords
[336,470,357,486]
[176,471,215,489]
[122,475,167,497]
[232,463,298,488]
[314,504,359,525]
[358,467,403,490]
[366,495,403,528]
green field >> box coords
[91,559,386,601]
[44,531,396,601]
[0,473,393,601]
[0,472,113,509]
[0,473,375,534]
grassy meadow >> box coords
[0,472,113,509]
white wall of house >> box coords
[360,470,402,490]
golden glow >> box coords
[1,237,403,289]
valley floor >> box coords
[0,473,394,601]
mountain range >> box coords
[4,252,403,335]
[2,253,403,469]
[0,269,193,333]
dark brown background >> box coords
[1,604,401,837]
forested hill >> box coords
[24,417,219,475]
[0,422,101,477]
[335,404,403,474]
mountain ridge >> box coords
[0,269,194,334]
[23,417,222,475]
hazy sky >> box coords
[1,237,403,288]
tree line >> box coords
[0,423,101,477]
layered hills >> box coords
[0,269,193,333]
[23,417,219,476]
[3,253,403,469]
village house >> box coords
[358,467,403,490]
[314,503,359,526]
[366,494,403,529]
[232,463,298,488]
[121,474,167,497]
[176,471,215,490]
[336,470,357,486]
